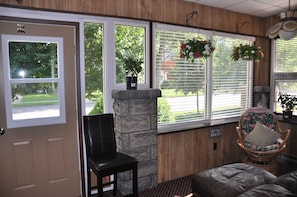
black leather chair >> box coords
[83,113,138,197]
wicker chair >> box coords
[236,107,290,173]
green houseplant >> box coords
[278,93,297,119]
[123,56,143,90]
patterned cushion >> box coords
[240,108,280,151]
[245,122,280,147]
[243,141,280,151]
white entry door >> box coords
[0,19,81,197]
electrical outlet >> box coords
[213,142,217,150]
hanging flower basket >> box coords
[231,44,264,63]
[180,37,215,63]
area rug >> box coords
[98,175,192,197]
[174,193,193,197]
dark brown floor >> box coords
[278,154,297,175]
[92,154,297,197]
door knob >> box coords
[0,128,5,135]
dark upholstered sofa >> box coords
[192,163,297,197]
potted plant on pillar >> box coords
[123,56,143,90]
[278,93,297,120]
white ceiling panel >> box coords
[194,0,246,9]
[229,1,274,16]
[251,6,286,17]
[184,0,297,17]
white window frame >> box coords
[80,18,150,113]
[2,35,66,128]
[106,19,150,112]
[270,39,297,114]
[153,23,254,132]
[112,20,150,88]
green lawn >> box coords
[161,89,199,97]
[13,94,59,107]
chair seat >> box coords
[243,141,280,151]
[89,152,138,175]
[236,107,291,167]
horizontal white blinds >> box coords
[275,37,297,72]
[154,24,253,128]
[155,29,207,124]
[273,37,297,115]
[212,36,250,118]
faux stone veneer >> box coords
[112,89,161,195]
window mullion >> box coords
[205,56,212,120]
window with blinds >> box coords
[154,29,207,126]
[212,36,251,119]
[154,24,254,132]
[271,37,297,115]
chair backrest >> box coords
[83,113,116,159]
[240,107,277,137]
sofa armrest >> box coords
[192,163,276,197]
[237,184,296,197]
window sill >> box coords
[276,114,297,124]
[158,117,239,135]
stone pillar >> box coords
[112,89,161,195]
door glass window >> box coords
[2,35,65,128]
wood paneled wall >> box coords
[279,122,297,159]
[1,0,271,36]
[158,123,242,182]
[1,0,274,86]
[254,37,270,86]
